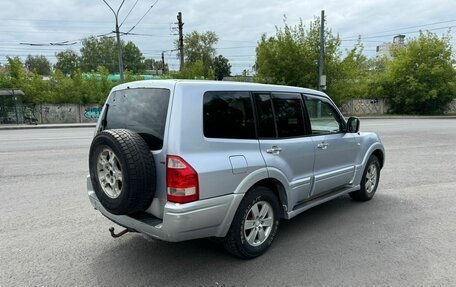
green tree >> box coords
[143,58,169,73]
[4,57,49,103]
[213,55,231,80]
[80,36,145,74]
[1,57,21,95]
[374,32,456,114]
[329,41,369,103]
[255,17,363,105]
[48,70,81,103]
[25,55,51,76]
[123,42,145,73]
[55,49,80,76]
[80,66,117,104]
[80,36,117,73]
[0,56,122,105]
[172,59,214,80]
[177,31,218,77]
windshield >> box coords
[105,88,170,150]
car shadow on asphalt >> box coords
[89,193,417,285]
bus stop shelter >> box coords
[0,89,27,124]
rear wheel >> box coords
[222,186,280,259]
[350,155,380,201]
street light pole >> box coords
[102,0,125,83]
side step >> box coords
[286,185,359,219]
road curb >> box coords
[0,123,96,130]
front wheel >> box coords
[350,155,381,201]
[222,186,281,259]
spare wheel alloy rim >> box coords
[97,148,123,199]
[243,201,274,247]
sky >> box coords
[1,0,455,74]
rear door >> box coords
[303,95,358,197]
[254,92,315,209]
[104,88,171,217]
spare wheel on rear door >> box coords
[89,129,156,215]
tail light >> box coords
[166,155,199,203]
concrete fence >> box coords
[446,100,456,114]
[15,99,456,125]
[340,99,456,115]
[34,104,102,124]
[339,99,389,116]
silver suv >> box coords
[87,80,385,258]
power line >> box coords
[0,18,170,25]
[121,32,173,38]
[125,0,160,34]
[0,23,168,29]
[18,32,114,46]
[345,25,456,41]
[0,29,114,34]
[119,0,140,27]
[341,39,386,43]
[219,40,257,44]
[18,41,78,47]
[342,19,456,40]
[217,46,256,50]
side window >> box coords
[203,91,255,139]
[253,93,276,138]
[304,97,343,135]
[253,92,306,138]
[272,93,306,138]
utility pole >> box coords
[102,0,125,83]
[161,51,166,75]
[177,12,184,71]
[115,19,125,83]
[318,10,325,91]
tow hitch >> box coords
[109,227,129,238]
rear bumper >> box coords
[87,176,243,242]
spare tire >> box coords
[89,129,156,215]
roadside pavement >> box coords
[0,123,96,130]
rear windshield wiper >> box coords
[100,103,109,131]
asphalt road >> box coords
[1,119,455,286]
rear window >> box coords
[203,91,255,139]
[105,88,170,150]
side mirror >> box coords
[347,117,360,133]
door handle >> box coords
[317,142,329,150]
[266,146,282,154]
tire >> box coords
[350,155,380,202]
[222,186,281,259]
[89,129,156,215]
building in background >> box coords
[376,35,406,58]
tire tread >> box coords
[89,129,156,215]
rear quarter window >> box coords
[105,88,170,150]
[203,91,255,139]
